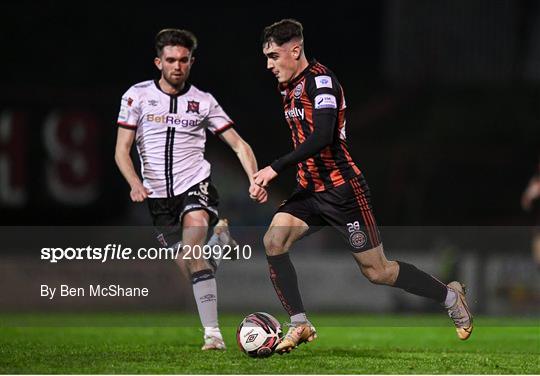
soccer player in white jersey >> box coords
[114,29,267,350]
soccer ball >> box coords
[236,312,282,357]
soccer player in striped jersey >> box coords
[115,29,267,350]
[254,19,473,353]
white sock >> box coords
[204,326,223,339]
[444,288,458,309]
[206,233,220,247]
[192,270,219,330]
[290,312,308,324]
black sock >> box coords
[267,253,305,315]
[393,261,447,303]
[191,269,214,284]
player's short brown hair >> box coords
[261,19,303,46]
[155,29,198,56]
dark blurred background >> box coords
[1,1,540,227]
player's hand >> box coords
[130,183,152,202]
[253,166,277,188]
[249,183,268,203]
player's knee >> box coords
[182,211,210,228]
[361,265,384,285]
[263,231,287,256]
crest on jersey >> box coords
[186,100,200,114]
[293,82,304,99]
[127,97,133,106]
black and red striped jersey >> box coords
[278,60,360,192]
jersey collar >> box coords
[153,79,191,97]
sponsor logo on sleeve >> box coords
[119,105,128,121]
[314,94,337,109]
[315,75,332,89]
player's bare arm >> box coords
[219,128,268,203]
[114,127,151,202]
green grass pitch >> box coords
[0,313,538,374]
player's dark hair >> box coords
[261,19,303,46]
[155,29,198,56]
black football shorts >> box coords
[147,177,219,246]
[276,174,382,252]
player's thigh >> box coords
[265,187,324,255]
[318,175,382,252]
[264,212,310,255]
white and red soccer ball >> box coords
[236,312,282,357]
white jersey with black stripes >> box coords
[117,80,233,198]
